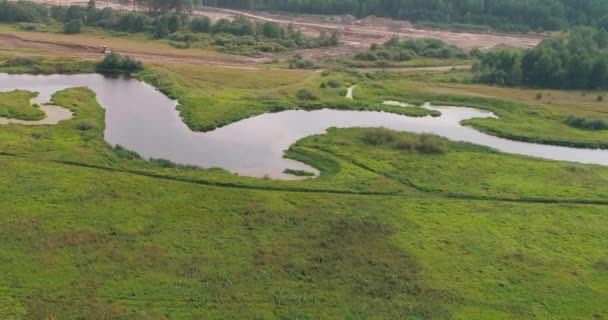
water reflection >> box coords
[1,73,606,180]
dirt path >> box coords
[0,34,269,68]
[12,0,544,57]
[196,6,544,52]
[356,65,471,72]
[0,34,473,73]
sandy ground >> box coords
[12,0,543,56]
[0,34,270,67]
[195,6,544,58]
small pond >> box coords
[1,73,607,179]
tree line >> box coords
[5,0,608,32]
[473,27,608,89]
[197,0,608,32]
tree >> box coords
[474,27,608,89]
[190,16,211,32]
[63,19,82,34]
[261,21,282,38]
[96,52,144,74]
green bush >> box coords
[0,1,49,23]
[289,57,316,69]
[17,23,37,31]
[75,119,96,131]
[190,16,211,33]
[296,89,319,101]
[416,134,447,154]
[362,129,447,154]
[327,80,343,88]
[113,145,141,160]
[564,116,608,131]
[95,53,143,74]
[283,169,316,177]
[362,128,398,145]
[63,19,82,34]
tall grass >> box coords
[362,128,447,154]
[564,116,608,131]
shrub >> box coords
[362,128,398,145]
[63,19,82,34]
[116,12,148,33]
[95,52,143,74]
[150,158,176,168]
[395,137,417,150]
[283,169,316,177]
[113,145,141,160]
[564,116,608,131]
[594,259,608,271]
[261,21,283,38]
[327,80,343,88]
[170,41,192,49]
[149,158,197,169]
[0,1,49,23]
[296,89,319,101]
[415,134,447,154]
[167,32,200,42]
[190,16,211,33]
[75,119,96,131]
[213,37,227,46]
[2,57,36,67]
[376,50,392,60]
[18,23,37,31]
[355,51,378,61]
[289,56,315,69]
[363,130,447,154]
[397,50,415,61]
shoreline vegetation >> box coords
[2,52,608,150]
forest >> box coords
[473,27,608,89]
[199,0,608,32]
[5,0,608,32]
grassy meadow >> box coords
[0,43,607,319]
[0,90,44,120]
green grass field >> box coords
[0,90,44,120]
[0,44,607,319]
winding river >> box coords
[1,73,607,179]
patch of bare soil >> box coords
[193,6,544,51]
[4,0,545,64]
[0,34,269,67]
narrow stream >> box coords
[1,73,606,179]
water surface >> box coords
[1,73,607,179]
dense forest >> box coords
[198,0,608,32]
[473,27,608,89]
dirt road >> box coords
[1,0,542,69]
[202,7,543,49]
[0,33,471,73]
[14,0,544,54]
[0,34,269,68]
